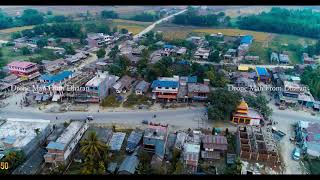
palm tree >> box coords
[80,131,107,161]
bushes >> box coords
[123,94,149,108]
[101,95,121,107]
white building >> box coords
[0,118,52,156]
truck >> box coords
[292,147,301,161]
[272,127,286,141]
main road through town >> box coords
[0,107,209,130]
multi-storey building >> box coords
[7,61,40,80]
[151,76,179,102]
[44,121,88,165]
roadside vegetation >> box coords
[0,150,26,175]
[101,95,121,108]
[123,94,149,108]
[301,66,320,100]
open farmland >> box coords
[111,19,151,35]
[0,25,35,41]
[192,28,271,42]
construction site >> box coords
[236,125,280,167]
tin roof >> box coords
[109,132,126,151]
[256,67,269,76]
[151,80,179,88]
[118,155,139,174]
[7,61,36,69]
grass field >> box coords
[156,24,316,65]
[111,19,150,35]
[1,46,41,63]
[192,28,271,42]
[0,25,35,34]
[0,25,35,41]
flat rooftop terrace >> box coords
[0,118,50,148]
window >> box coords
[165,87,169,89]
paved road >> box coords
[134,9,187,39]
[0,107,208,129]
[271,103,318,174]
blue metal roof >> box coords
[46,142,65,151]
[107,163,118,173]
[256,67,269,76]
[151,80,179,88]
[40,71,72,85]
[188,76,197,83]
[240,35,253,44]
[164,44,174,49]
[177,60,189,65]
[118,155,139,174]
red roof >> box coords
[7,61,36,68]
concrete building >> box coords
[296,121,320,158]
[255,67,270,83]
[151,76,179,102]
[236,126,279,166]
[183,143,201,173]
[143,124,168,159]
[86,33,113,48]
[7,61,40,81]
[44,121,88,165]
[302,53,316,65]
[0,118,52,157]
[279,54,290,64]
[75,72,119,103]
[187,83,210,101]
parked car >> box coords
[87,115,94,121]
[142,120,149,124]
[279,104,286,110]
[292,147,301,161]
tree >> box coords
[63,43,75,55]
[21,47,31,55]
[173,161,184,174]
[0,10,14,29]
[112,26,118,33]
[36,38,48,49]
[244,94,273,119]
[207,89,242,121]
[301,66,320,99]
[208,50,220,63]
[101,10,118,19]
[47,10,53,15]
[108,45,119,59]
[96,48,106,59]
[80,131,108,161]
[11,32,22,40]
[131,12,160,22]
[120,28,128,34]
[20,9,44,25]
[0,151,25,174]
[97,161,106,174]
[136,150,152,175]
